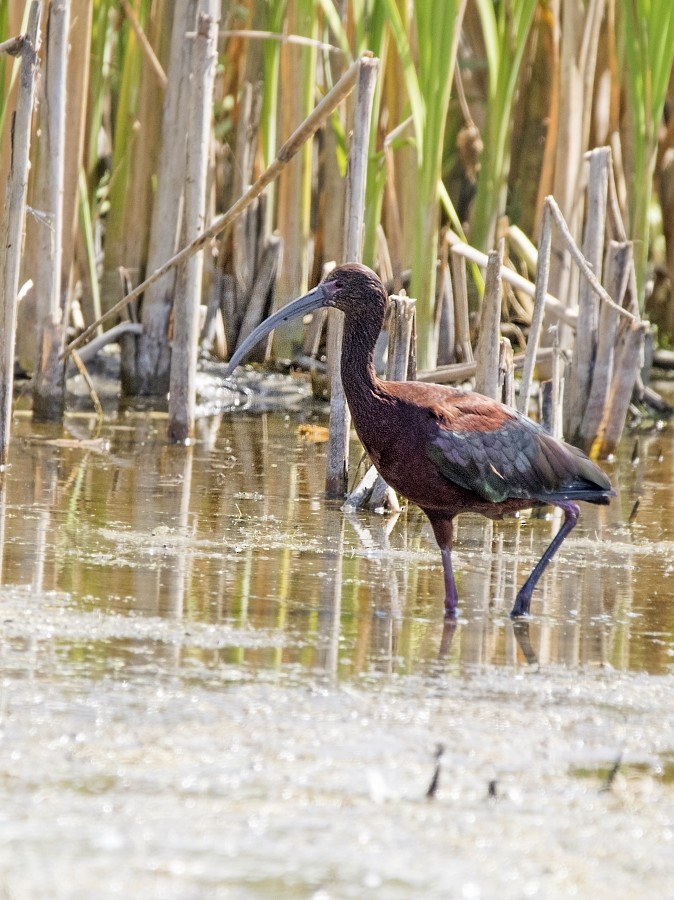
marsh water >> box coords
[2,377,674,898]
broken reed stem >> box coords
[417,345,555,383]
[344,462,378,509]
[387,297,416,381]
[0,35,27,56]
[566,147,610,440]
[450,252,474,362]
[550,326,562,439]
[448,233,577,328]
[63,54,367,361]
[435,239,455,365]
[578,241,632,449]
[593,319,648,457]
[137,0,196,387]
[499,336,515,407]
[74,321,144,364]
[517,203,551,415]
[0,1,40,466]
[475,241,503,399]
[540,326,563,438]
[604,160,641,319]
[544,194,639,324]
[326,55,379,499]
[168,13,216,444]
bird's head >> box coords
[320,263,389,316]
[224,262,389,375]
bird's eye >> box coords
[332,280,344,290]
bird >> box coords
[225,263,615,619]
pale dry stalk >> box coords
[0,2,40,465]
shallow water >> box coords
[4,404,672,677]
[1,396,674,897]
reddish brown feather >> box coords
[387,382,512,431]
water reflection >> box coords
[1,409,672,678]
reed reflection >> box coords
[0,412,669,677]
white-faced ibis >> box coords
[225,263,615,618]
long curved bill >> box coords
[224,283,330,376]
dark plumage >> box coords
[226,263,615,618]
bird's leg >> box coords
[510,501,580,618]
[440,547,459,618]
[425,513,458,619]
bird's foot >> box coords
[509,592,532,618]
[443,600,458,620]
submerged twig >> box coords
[599,749,624,793]
[70,350,103,419]
[426,743,445,800]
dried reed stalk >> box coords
[417,346,555,384]
[101,1,168,363]
[548,0,604,315]
[448,235,577,327]
[33,0,70,423]
[594,319,648,457]
[545,191,641,452]
[119,0,168,87]
[550,326,563,439]
[60,0,93,338]
[168,12,216,443]
[274,0,316,359]
[475,242,503,399]
[325,56,379,498]
[232,82,260,304]
[133,0,196,395]
[565,146,610,442]
[0,2,40,465]
[498,337,515,407]
[64,54,367,360]
[435,237,455,365]
[450,252,474,363]
[235,235,283,349]
[544,195,638,326]
[225,82,279,362]
[578,241,632,450]
[517,203,551,416]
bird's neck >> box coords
[339,310,385,414]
